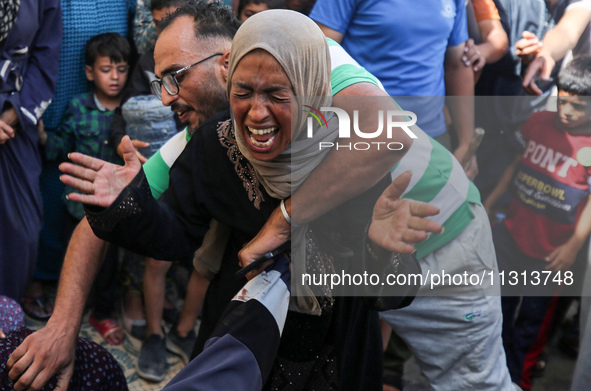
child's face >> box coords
[557,90,591,132]
[239,3,270,22]
[85,55,129,99]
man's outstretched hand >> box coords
[369,171,443,254]
[117,138,149,164]
[59,136,142,208]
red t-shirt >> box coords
[505,111,591,259]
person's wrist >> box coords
[567,235,585,250]
[46,315,82,338]
[534,48,549,59]
[280,198,300,228]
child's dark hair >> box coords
[85,33,130,67]
[237,0,286,16]
[557,55,591,96]
[151,0,187,12]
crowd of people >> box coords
[1,0,590,390]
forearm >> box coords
[50,218,107,334]
[290,83,411,223]
[540,9,591,62]
[541,28,576,62]
[478,20,508,64]
[445,68,475,149]
[316,22,344,44]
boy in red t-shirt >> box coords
[484,55,591,389]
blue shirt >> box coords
[310,0,468,137]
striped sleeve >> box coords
[391,127,481,259]
[143,128,190,199]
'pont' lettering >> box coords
[523,140,578,177]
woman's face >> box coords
[230,50,294,161]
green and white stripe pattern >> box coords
[390,127,481,259]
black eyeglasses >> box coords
[150,53,223,99]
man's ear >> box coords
[220,50,230,83]
[85,65,94,81]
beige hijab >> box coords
[228,10,340,314]
[228,9,339,199]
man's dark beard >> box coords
[192,75,229,134]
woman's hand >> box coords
[238,204,291,280]
[59,136,142,207]
[463,39,486,75]
[369,171,443,254]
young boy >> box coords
[39,32,130,346]
[236,0,285,22]
[484,55,591,390]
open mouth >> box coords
[247,126,278,149]
[175,109,191,123]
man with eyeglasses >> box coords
[107,0,213,382]
[150,53,222,99]
[6,2,418,389]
